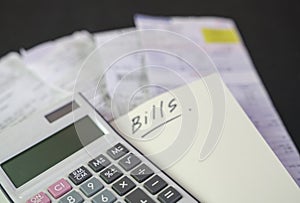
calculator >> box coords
[0,94,199,203]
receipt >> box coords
[134,15,300,186]
[86,28,149,121]
[21,30,113,119]
[0,53,65,132]
[22,31,97,92]
[20,29,140,122]
[94,28,136,45]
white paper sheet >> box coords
[0,53,65,132]
[20,28,144,122]
[112,73,300,203]
[21,31,97,92]
[134,14,300,186]
[88,28,149,120]
[21,30,114,120]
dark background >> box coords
[0,0,299,150]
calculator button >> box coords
[92,189,117,203]
[118,153,141,171]
[100,165,123,184]
[125,188,155,203]
[80,177,104,197]
[144,175,168,195]
[48,178,72,199]
[112,176,136,196]
[58,191,84,203]
[131,163,154,183]
[158,186,182,203]
[26,192,51,203]
[68,166,92,185]
[88,154,111,172]
[107,143,129,160]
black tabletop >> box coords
[0,0,299,151]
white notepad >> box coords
[112,73,300,203]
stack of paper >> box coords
[0,14,299,187]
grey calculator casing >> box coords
[0,93,198,202]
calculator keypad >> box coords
[144,175,168,195]
[158,186,182,203]
[26,192,51,203]
[118,153,141,171]
[88,154,111,172]
[131,163,154,183]
[58,191,84,203]
[125,188,155,203]
[107,143,129,160]
[28,143,185,203]
[112,176,136,196]
[47,178,72,199]
[92,189,117,203]
[80,177,104,197]
[68,166,92,185]
[100,165,123,184]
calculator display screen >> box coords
[1,116,105,188]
